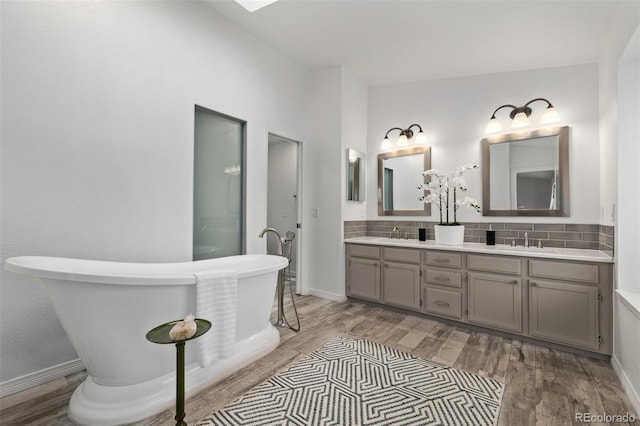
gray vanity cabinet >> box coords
[468,272,522,333]
[528,259,606,351]
[467,254,523,333]
[346,245,381,302]
[345,241,613,356]
[529,279,599,350]
[381,248,421,311]
[422,251,465,320]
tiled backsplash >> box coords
[344,220,615,253]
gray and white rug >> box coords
[197,334,504,426]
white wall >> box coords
[341,68,369,221]
[599,2,640,227]
[303,68,344,301]
[302,66,367,301]
[605,4,640,413]
[616,24,640,294]
[0,1,311,383]
[367,64,600,224]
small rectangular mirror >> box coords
[347,148,366,201]
[378,147,431,216]
[482,126,569,216]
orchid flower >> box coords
[419,164,480,225]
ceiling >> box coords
[203,0,622,86]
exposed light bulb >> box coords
[414,131,427,145]
[485,117,502,134]
[511,112,530,128]
[540,106,561,124]
[380,137,392,151]
[397,134,409,146]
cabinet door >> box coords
[347,257,380,302]
[468,272,522,333]
[529,279,599,350]
[382,261,421,311]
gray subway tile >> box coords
[566,241,600,250]
[461,222,479,229]
[548,231,582,241]
[543,239,565,248]
[533,223,565,231]
[581,233,600,242]
[598,225,613,236]
[566,224,599,232]
[496,230,519,238]
[478,223,506,230]
[505,223,533,230]
[518,231,548,239]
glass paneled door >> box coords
[193,106,245,260]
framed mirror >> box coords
[378,147,431,216]
[346,148,366,201]
[482,126,569,216]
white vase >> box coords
[434,225,465,246]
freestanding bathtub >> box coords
[4,254,288,425]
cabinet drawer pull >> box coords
[435,300,450,307]
[435,258,450,263]
[512,280,519,284]
[374,262,379,267]
[435,276,450,282]
[530,281,537,287]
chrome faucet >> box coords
[259,227,283,256]
[524,232,529,247]
[392,226,400,239]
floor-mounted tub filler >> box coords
[4,254,288,425]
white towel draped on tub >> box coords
[195,270,238,368]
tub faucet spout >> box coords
[259,227,283,256]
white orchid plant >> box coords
[418,164,481,225]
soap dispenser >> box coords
[418,223,427,241]
[486,224,496,246]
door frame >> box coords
[267,133,303,294]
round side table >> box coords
[146,318,212,426]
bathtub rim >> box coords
[4,254,288,285]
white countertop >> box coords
[344,236,614,263]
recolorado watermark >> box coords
[575,412,636,423]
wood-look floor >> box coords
[1,293,637,425]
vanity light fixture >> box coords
[485,98,561,134]
[381,124,427,150]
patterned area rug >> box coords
[197,334,504,426]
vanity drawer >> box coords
[425,268,462,288]
[529,260,599,284]
[384,247,420,264]
[424,251,462,269]
[348,244,380,260]
[468,254,521,275]
[425,287,462,319]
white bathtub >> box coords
[4,254,288,425]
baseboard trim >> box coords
[306,288,347,303]
[0,358,85,398]
[611,354,640,416]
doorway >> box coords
[267,134,301,292]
